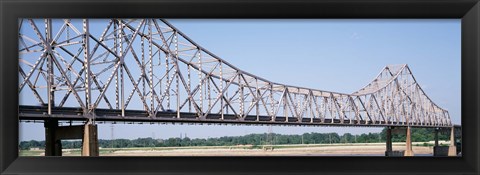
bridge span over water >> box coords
[18,19,458,156]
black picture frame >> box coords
[1,0,479,174]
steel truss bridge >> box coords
[19,19,452,128]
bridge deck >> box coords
[19,105,454,128]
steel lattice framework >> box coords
[18,19,452,127]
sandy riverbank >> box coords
[102,143,433,156]
[21,143,439,156]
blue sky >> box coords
[19,19,461,141]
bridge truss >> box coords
[18,19,452,127]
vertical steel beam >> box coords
[175,31,180,118]
[158,48,163,111]
[119,20,125,117]
[141,24,146,111]
[220,61,224,120]
[284,88,288,122]
[270,85,274,119]
[187,57,192,113]
[45,19,54,115]
[83,19,92,118]
[114,20,119,110]
[198,50,203,116]
[166,39,170,110]
[207,75,211,110]
[148,20,154,116]
[255,79,259,121]
[239,75,244,118]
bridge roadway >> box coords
[19,105,456,128]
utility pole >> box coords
[110,124,114,148]
[266,126,273,146]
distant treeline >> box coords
[19,127,449,150]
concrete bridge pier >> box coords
[81,121,99,156]
[447,127,457,156]
[433,127,443,156]
[43,119,99,156]
[432,127,445,156]
[384,126,393,156]
[404,126,414,156]
[44,119,62,156]
[433,127,458,156]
